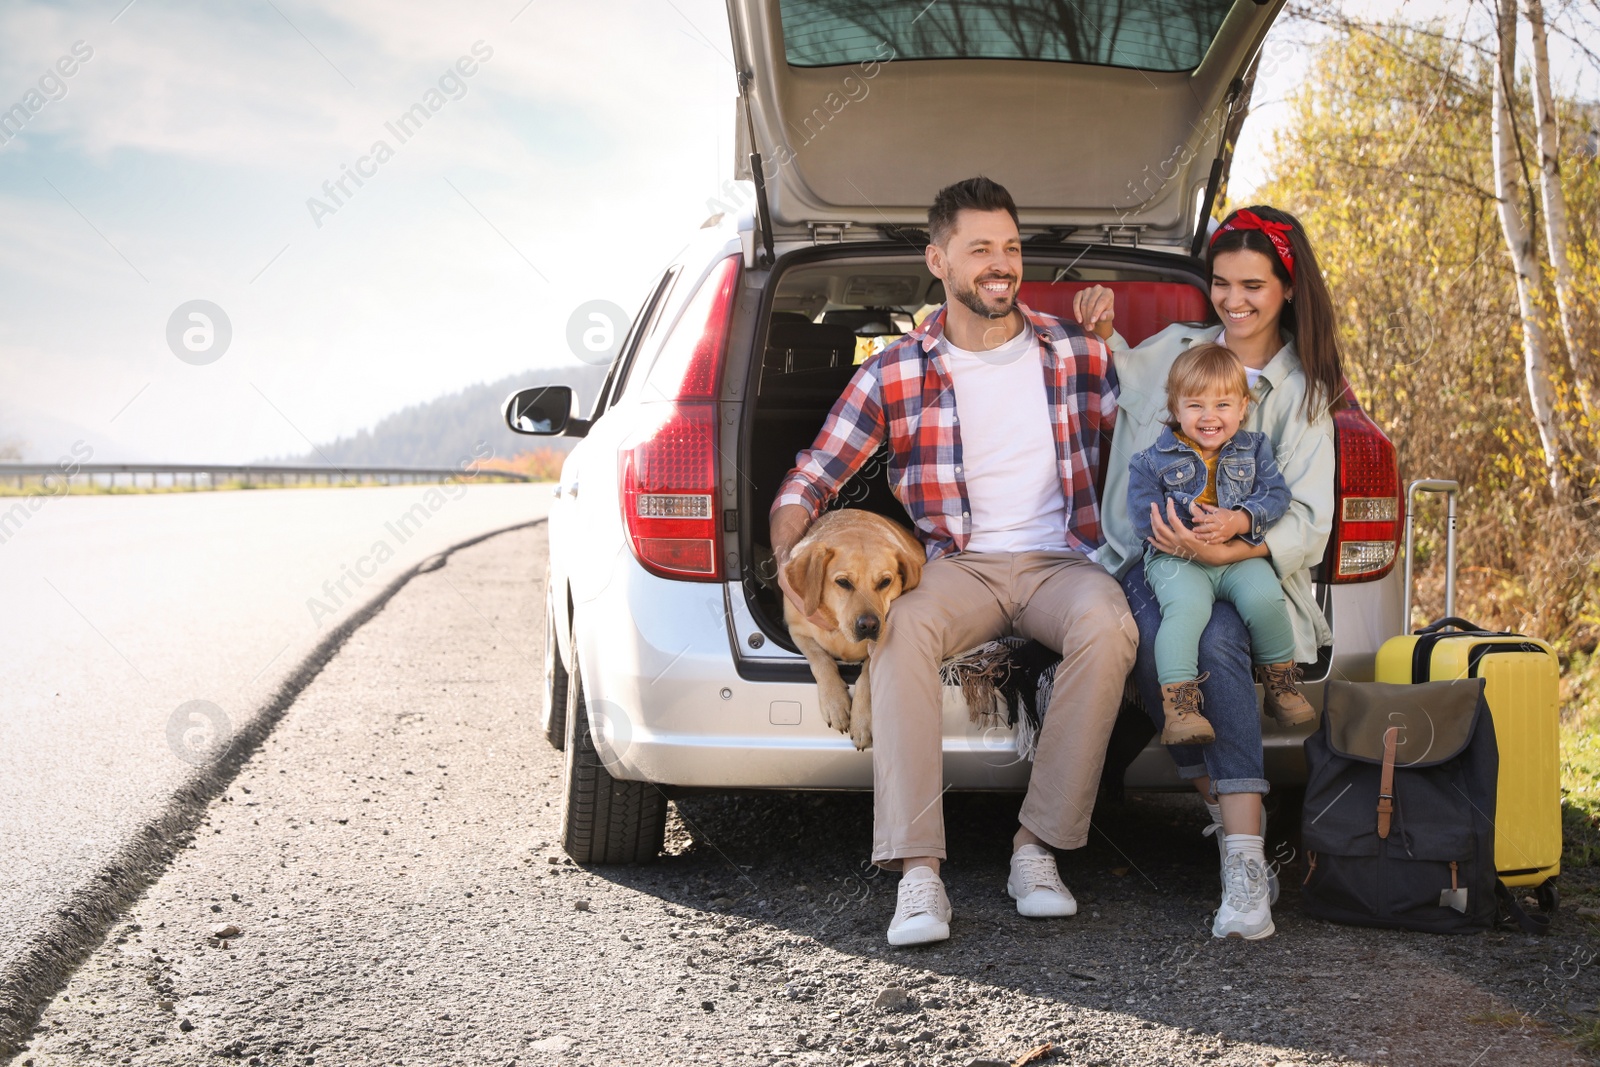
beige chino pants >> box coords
[867,549,1139,868]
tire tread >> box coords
[561,657,665,865]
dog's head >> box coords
[784,525,923,641]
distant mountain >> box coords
[286,370,600,469]
[0,402,135,463]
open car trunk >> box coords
[740,243,1214,649]
[725,0,1286,250]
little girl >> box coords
[1126,343,1314,745]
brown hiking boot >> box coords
[1160,675,1216,745]
[1258,662,1315,727]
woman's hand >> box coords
[1189,503,1251,545]
[1072,285,1116,340]
[1149,500,1263,566]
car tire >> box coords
[561,653,666,865]
[541,574,568,751]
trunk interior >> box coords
[741,243,1212,651]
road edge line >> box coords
[0,517,546,1060]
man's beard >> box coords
[951,274,1017,320]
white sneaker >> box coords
[1203,807,1279,905]
[1007,844,1078,918]
[1213,851,1275,940]
[887,866,951,946]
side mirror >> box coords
[504,386,587,437]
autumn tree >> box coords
[1493,0,1566,493]
[1257,20,1600,641]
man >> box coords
[770,177,1138,946]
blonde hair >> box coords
[1165,343,1250,423]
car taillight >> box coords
[619,254,739,581]
[621,403,719,577]
[1323,388,1403,583]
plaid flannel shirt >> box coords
[771,303,1119,560]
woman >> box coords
[1074,205,1344,941]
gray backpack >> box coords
[1300,679,1504,934]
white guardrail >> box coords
[0,463,532,490]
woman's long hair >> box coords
[1207,205,1345,423]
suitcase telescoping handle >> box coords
[1402,479,1459,634]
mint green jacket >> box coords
[1098,324,1335,662]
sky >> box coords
[0,0,733,463]
[1,0,1593,464]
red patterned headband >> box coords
[1211,210,1295,282]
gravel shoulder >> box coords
[0,484,547,1023]
[9,525,1599,1067]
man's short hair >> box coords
[1164,342,1251,422]
[928,177,1019,247]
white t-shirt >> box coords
[1200,323,1265,391]
[941,327,1069,553]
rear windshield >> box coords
[779,0,1234,73]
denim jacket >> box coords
[1127,424,1290,548]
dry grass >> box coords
[1560,651,1600,871]
[1466,1001,1535,1031]
[476,448,566,482]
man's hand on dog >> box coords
[772,503,834,629]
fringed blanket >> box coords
[938,637,1067,762]
[937,639,1153,797]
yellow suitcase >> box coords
[1374,481,1561,904]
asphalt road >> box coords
[7,524,1597,1067]
[0,483,549,1046]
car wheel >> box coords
[541,574,568,750]
[561,652,666,864]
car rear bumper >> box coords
[569,556,1394,793]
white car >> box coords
[507,0,1408,863]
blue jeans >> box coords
[1122,559,1270,796]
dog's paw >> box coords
[848,714,873,751]
[847,675,872,749]
[820,689,852,734]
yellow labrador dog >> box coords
[782,509,924,749]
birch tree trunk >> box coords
[1493,0,1567,494]
[1526,0,1592,413]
